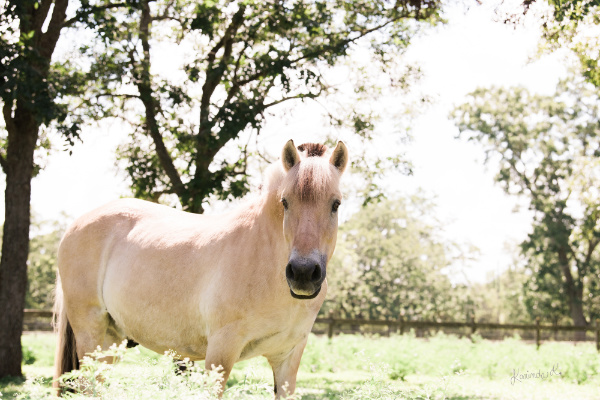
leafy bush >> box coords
[21,347,36,366]
[57,342,227,399]
[388,359,414,381]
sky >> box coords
[5,0,571,284]
[389,1,569,283]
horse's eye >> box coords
[332,200,341,213]
[281,198,288,210]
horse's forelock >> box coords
[280,158,338,202]
[298,143,327,158]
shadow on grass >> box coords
[298,387,498,400]
[296,376,500,400]
[0,375,26,398]
[444,396,498,400]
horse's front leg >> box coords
[267,336,309,399]
[204,329,244,398]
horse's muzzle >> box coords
[285,251,326,300]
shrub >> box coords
[21,347,36,366]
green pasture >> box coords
[2,332,600,399]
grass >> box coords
[2,331,600,399]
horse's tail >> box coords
[53,273,79,395]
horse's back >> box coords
[58,198,170,274]
[57,199,196,316]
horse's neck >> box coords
[233,191,288,261]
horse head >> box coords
[278,139,348,299]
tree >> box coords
[73,0,443,213]
[539,0,600,88]
[521,261,572,325]
[510,1,600,88]
[0,0,87,377]
[452,77,600,333]
[322,196,468,322]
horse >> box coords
[53,139,348,398]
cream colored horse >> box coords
[53,140,348,398]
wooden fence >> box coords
[23,309,54,332]
[24,310,600,352]
[314,313,600,351]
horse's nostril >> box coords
[311,265,321,282]
[286,263,294,280]
[287,260,323,284]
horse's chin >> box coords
[289,285,321,300]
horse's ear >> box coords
[329,141,348,173]
[282,139,300,172]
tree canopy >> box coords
[453,76,600,328]
[72,0,442,212]
[518,0,600,88]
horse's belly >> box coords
[106,305,209,360]
[140,338,209,361]
[103,277,209,359]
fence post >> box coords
[535,317,541,350]
[596,319,599,353]
[399,316,404,335]
[470,316,476,338]
[327,310,335,340]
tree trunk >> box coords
[0,103,38,377]
[0,0,68,379]
[569,286,587,341]
[558,249,588,341]
[136,0,185,205]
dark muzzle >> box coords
[285,252,326,300]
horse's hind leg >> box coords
[55,305,120,395]
[68,305,124,364]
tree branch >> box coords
[288,18,399,65]
[151,0,177,23]
[150,15,184,23]
[0,101,13,174]
[199,6,247,123]
[31,0,53,34]
[584,238,599,267]
[136,0,184,195]
[2,101,15,136]
[0,152,6,174]
[62,2,128,28]
[38,0,68,60]
[150,188,176,202]
[97,92,141,100]
[262,90,322,109]
[196,6,246,176]
[215,18,388,116]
